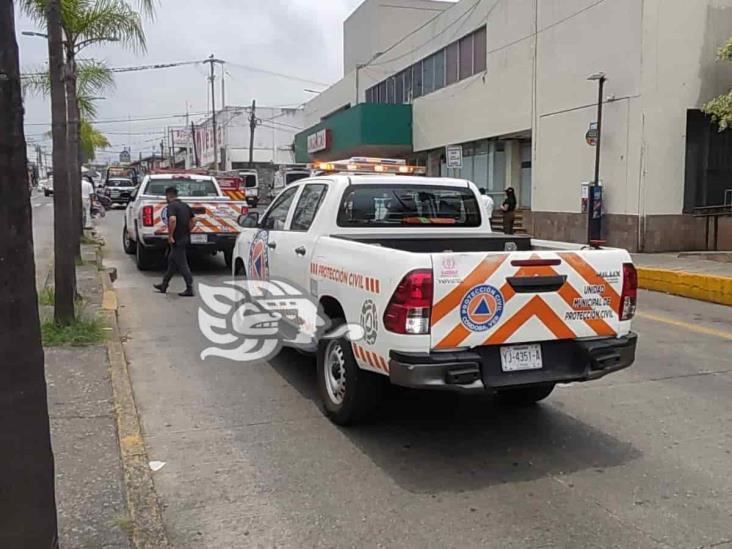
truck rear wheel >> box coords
[496,384,555,406]
[317,328,383,426]
[122,223,136,254]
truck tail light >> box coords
[384,269,433,335]
[142,205,154,227]
[241,205,249,215]
[619,263,637,321]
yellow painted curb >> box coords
[637,267,732,307]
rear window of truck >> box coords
[337,184,481,227]
[144,178,219,197]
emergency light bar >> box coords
[310,157,426,175]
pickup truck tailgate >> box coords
[148,201,243,235]
[430,250,628,350]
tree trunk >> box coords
[48,0,76,325]
[0,2,59,547]
[64,46,82,259]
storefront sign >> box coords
[307,129,330,154]
[119,149,131,163]
[446,145,463,169]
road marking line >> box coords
[636,311,732,341]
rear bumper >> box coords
[139,233,238,253]
[389,333,638,393]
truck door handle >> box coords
[267,241,277,249]
[294,246,306,256]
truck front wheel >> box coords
[317,330,383,426]
[496,384,555,406]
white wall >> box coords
[639,0,732,216]
[344,0,452,75]
[302,71,356,128]
[533,0,643,216]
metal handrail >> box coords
[692,203,731,251]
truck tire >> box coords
[496,384,555,406]
[317,324,383,426]
[223,249,233,269]
[122,223,136,254]
[44,190,50,197]
[135,238,158,271]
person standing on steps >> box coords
[479,188,494,220]
[154,186,196,297]
[500,187,517,235]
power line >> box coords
[226,62,331,87]
[24,110,209,126]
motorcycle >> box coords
[94,191,113,211]
[90,193,107,219]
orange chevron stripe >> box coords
[501,254,615,337]
[559,253,621,311]
[432,255,508,324]
[485,296,576,345]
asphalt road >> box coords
[95,210,732,549]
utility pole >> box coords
[191,121,200,167]
[248,99,261,168]
[170,128,176,168]
[160,140,164,167]
[220,63,227,171]
[203,55,224,171]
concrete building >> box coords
[296,0,732,251]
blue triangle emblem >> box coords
[474,297,491,315]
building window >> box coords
[364,25,486,104]
[404,68,412,102]
[446,42,459,86]
[386,77,395,104]
[459,34,474,80]
[433,49,445,91]
[395,72,404,103]
[423,55,435,95]
[413,61,423,99]
[474,26,487,73]
[365,87,374,103]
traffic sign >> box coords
[446,145,463,169]
[586,122,598,146]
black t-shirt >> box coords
[503,194,517,213]
[167,200,194,241]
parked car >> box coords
[103,177,137,206]
[40,176,54,197]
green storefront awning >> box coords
[294,103,413,163]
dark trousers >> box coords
[162,238,193,289]
[503,211,516,235]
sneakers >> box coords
[153,283,167,294]
[178,288,195,297]
[155,284,194,297]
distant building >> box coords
[296,0,732,251]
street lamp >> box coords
[587,71,607,244]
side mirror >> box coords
[237,212,259,228]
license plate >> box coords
[191,234,207,244]
[500,344,543,372]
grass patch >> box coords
[38,287,55,306]
[41,315,106,347]
[112,515,134,538]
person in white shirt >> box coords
[81,177,94,229]
[479,188,494,220]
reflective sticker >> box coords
[248,230,269,280]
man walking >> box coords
[154,186,196,297]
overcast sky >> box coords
[17,0,365,163]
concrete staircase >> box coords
[490,209,528,234]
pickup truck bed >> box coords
[334,233,532,253]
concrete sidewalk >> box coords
[41,244,132,548]
[632,252,732,306]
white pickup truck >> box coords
[232,174,638,425]
[123,173,248,270]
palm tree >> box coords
[0,2,59,546]
[24,59,115,163]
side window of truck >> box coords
[290,184,328,232]
[260,186,298,231]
